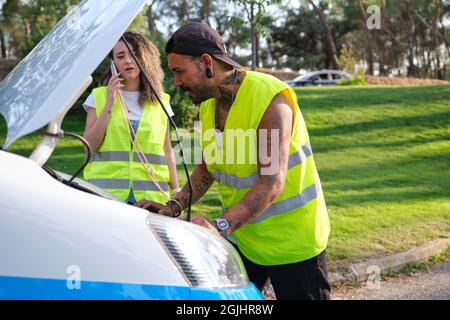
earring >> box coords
[206,68,213,78]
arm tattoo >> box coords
[240,175,278,219]
[175,170,214,209]
[270,116,284,132]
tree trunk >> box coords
[201,0,211,24]
[250,4,256,71]
[266,37,279,68]
[177,0,190,22]
[367,47,374,75]
[357,0,379,75]
[424,49,431,78]
[396,54,401,76]
[406,0,417,77]
[415,4,450,56]
[379,48,386,76]
[22,18,31,38]
[255,32,260,68]
[308,0,338,69]
[0,25,6,58]
[145,1,160,36]
[407,45,416,77]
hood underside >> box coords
[0,0,147,149]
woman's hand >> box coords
[106,74,124,108]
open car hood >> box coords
[0,0,147,149]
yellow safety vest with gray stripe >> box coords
[83,87,170,204]
[200,71,330,265]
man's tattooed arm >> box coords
[174,160,214,210]
[222,93,293,233]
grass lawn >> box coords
[1,84,449,267]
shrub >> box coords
[339,77,366,86]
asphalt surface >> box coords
[331,259,450,300]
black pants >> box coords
[232,243,331,300]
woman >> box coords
[83,32,179,205]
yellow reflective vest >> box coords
[83,87,170,204]
[200,71,330,265]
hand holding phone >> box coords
[107,60,123,107]
[110,60,118,76]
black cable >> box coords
[121,36,193,222]
[42,164,61,180]
[63,132,92,182]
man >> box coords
[137,22,331,300]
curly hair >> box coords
[108,32,164,106]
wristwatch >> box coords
[214,218,230,236]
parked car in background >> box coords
[285,69,351,87]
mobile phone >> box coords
[110,60,118,76]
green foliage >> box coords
[269,5,329,70]
[336,44,356,75]
[230,0,282,68]
[2,0,79,59]
[127,10,150,37]
[338,77,366,86]
[231,0,281,27]
[165,86,199,128]
[336,45,366,86]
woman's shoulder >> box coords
[92,86,108,94]
[161,92,170,101]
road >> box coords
[331,259,450,300]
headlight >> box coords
[147,214,249,289]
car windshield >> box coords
[0,0,147,149]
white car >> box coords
[285,70,351,87]
[0,0,262,300]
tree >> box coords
[0,4,6,58]
[269,5,326,70]
[2,0,78,59]
[145,0,162,40]
[200,0,212,24]
[307,0,338,69]
[230,0,281,70]
[212,6,251,66]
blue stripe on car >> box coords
[0,275,263,300]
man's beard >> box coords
[180,84,212,105]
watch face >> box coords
[216,219,229,230]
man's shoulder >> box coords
[243,71,289,95]
[245,70,286,86]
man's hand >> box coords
[191,215,220,236]
[135,200,177,217]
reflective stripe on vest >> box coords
[199,71,330,266]
[87,179,169,191]
[210,143,313,189]
[83,87,170,203]
[224,183,318,224]
[90,151,167,165]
